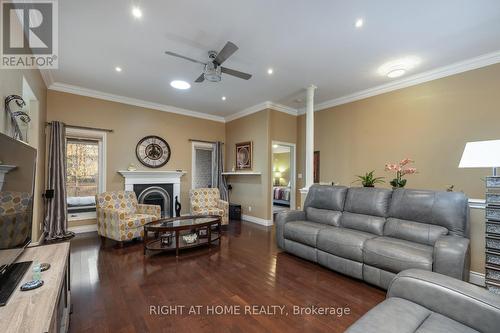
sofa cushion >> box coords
[341,212,386,235]
[388,188,469,237]
[345,297,432,333]
[306,207,342,226]
[384,218,448,246]
[415,312,479,333]
[304,185,348,211]
[283,221,331,247]
[317,227,376,262]
[343,187,393,217]
[345,297,477,333]
[363,237,433,273]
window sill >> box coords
[68,211,96,221]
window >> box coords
[65,128,106,221]
[191,142,215,189]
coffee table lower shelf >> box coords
[145,231,220,255]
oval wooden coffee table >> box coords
[143,215,221,257]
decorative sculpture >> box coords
[4,95,31,141]
[175,196,181,217]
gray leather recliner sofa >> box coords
[276,185,470,289]
[346,269,500,333]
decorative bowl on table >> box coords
[182,233,198,244]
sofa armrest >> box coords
[433,235,470,281]
[387,269,500,333]
[275,210,306,249]
[136,204,161,218]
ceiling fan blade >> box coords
[194,73,205,83]
[221,67,252,80]
[164,51,206,65]
[214,41,238,65]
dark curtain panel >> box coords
[213,141,229,201]
[44,121,74,241]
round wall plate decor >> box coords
[136,135,171,168]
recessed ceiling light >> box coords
[132,6,143,18]
[267,68,274,75]
[221,96,226,101]
[387,69,406,78]
[355,18,364,28]
[378,56,420,78]
[170,80,191,90]
[115,66,122,72]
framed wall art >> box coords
[235,141,253,170]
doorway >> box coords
[271,141,296,217]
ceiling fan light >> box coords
[204,64,222,82]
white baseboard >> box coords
[469,271,485,286]
[68,224,98,234]
[242,214,273,227]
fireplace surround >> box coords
[118,170,186,217]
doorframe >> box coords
[270,141,296,217]
[191,141,215,190]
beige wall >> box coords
[225,109,298,221]
[225,109,271,220]
[296,63,500,274]
[1,69,47,242]
[47,90,225,225]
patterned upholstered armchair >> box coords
[189,188,229,225]
[95,191,161,243]
[0,191,32,248]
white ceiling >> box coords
[53,0,500,118]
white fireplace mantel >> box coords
[117,170,186,200]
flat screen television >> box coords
[0,132,36,276]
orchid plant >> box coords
[385,158,417,188]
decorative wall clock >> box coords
[136,136,171,168]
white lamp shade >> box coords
[458,140,500,168]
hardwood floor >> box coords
[69,220,385,333]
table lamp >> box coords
[459,139,500,175]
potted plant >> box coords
[354,171,385,187]
[385,158,417,188]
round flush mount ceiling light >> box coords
[355,18,364,28]
[170,80,191,90]
[132,6,143,18]
[387,69,406,78]
[378,56,420,79]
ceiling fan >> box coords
[165,41,252,83]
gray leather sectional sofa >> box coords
[276,185,470,289]
[346,269,500,333]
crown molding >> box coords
[48,82,226,123]
[308,49,500,113]
[225,101,297,122]
[39,69,54,88]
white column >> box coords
[304,85,317,189]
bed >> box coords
[273,186,290,207]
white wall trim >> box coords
[469,271,485,287]
[302,49,500,113]
[39,69,54,88]
[68,224,98,234]
[469,198,486,209]
[49,82,226,123]
[225,101,298,122]
[242,214,273,227]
